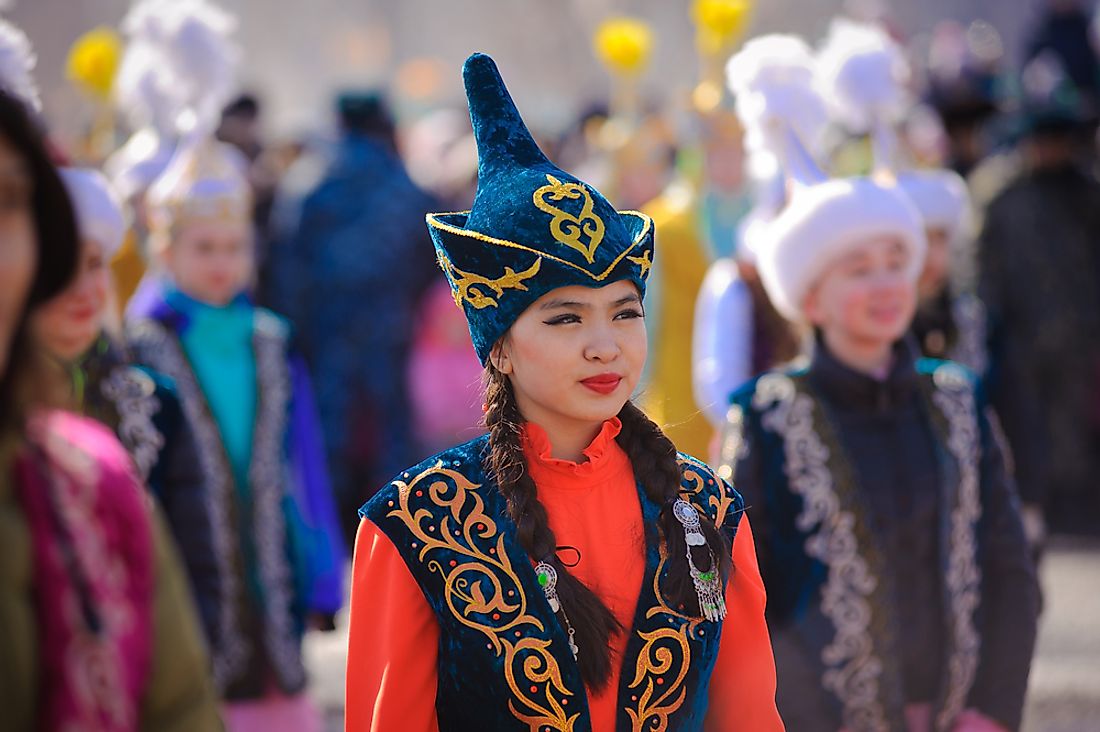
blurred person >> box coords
[1024,0,1100,113]
[718,107,1039,732]
[29,167,221,642]
[345,53,783,732]
[0,80,222,731]
[126,126,345,730]
[265,91,439,545]
[693,33,825,436]
[925,21,1005,179]
[640,6,757,458]
[978,54,1100,536]
[121,3,345,728]
[401,108,484,456]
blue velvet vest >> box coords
[723,360,986,732]
[362,436,743,732]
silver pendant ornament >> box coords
[535,560,579,659]
[672,499,727,622]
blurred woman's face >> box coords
[31,238,110,361]
[0,136,36,376]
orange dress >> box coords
[345,419,783,731]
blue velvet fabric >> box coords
[361,439,742,732]
[427,54,655,364]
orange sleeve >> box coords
[344,519,440,732]
[705,514,785,731]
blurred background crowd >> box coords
[2,0,1099,730]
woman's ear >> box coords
[489,341,513,375]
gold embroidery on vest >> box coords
[532,175,606,263]
[388,462,579,731]
[439,253,542,310]
[625,474,725,732]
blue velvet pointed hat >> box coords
[428,53,655,364]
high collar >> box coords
[807,334,921,414]
[521,417,631,488]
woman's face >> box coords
[164,220,253,306]
[0,136,35,375]
[494,279,647,435]
[803,236,917,349]
[917,227,951,301]
[31,237,110,361]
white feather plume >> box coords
[119,0,240,137]
[817,18,909,134]
[0,18,39,112]
[726,34,828,186]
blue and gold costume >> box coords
[363,443,741,731]
[346,53,782,732]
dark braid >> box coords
[615,402,732,614]
[482,365,621,690]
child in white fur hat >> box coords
[716,21,1038,732]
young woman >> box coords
[345,53,783,732]
[30,167,220,642]
[716,122,1039,731]
[0,87,221,732]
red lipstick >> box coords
[580,373,622,395]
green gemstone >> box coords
[699,571,715,581]
[537,572,549,587]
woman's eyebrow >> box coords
[539,299,588,311]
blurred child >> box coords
[127,130,344,732]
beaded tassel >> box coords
[672,499,727,622]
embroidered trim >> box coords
[532,175,606,263]
[426,209,652,282]
[127,319,249,690]
[32,421,137,730]
[753,373,890,732]
[625,458,733,732]
[250,310,306,690]
[949,295,988,376]
[438,252,543,310]
[100,366,164,482]
[387,462,580,731]
[930,364,983,731]
[626,250,652,279]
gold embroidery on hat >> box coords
[627,250,652,278]
[532,175,606,263]
[439,254,543,309]
[426,210,651,282]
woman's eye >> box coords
[544,314,581,325]
[614,308,644,320]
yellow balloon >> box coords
[692,0,751,56]
[594,17,654,77]
[66,27,122,100]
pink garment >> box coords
[223,690,323,732]
[14,410,155,732]
[408,280,484,453]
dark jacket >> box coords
[720,338,1039,731]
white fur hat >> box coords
[59,168,128,258]
[895,168,970,240]
[756,175,926,321]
